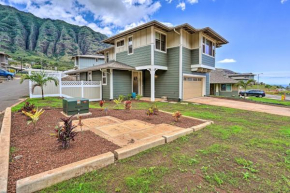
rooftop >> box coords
[210,69,238,84]
[71,55,105,60]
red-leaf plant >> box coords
[55,116,77,149]
[21,101,36,114]
[172,111,182,122]
[99,100,105,110]
[124,100,132,110]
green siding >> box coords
[113,70,132,98]
[91,70,110,100]
[191,49,199,64]
[116,45,151,67]
[182,47,210,97]
[202,54,215,67]
[219,91,239,97]
[154,50,167,66]
[143,70,151,97]
[92,71,101,81]
[80,72,87,80]
[155,47,179,99]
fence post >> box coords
[59,73,62,97]
[29,70,32,98]
[81,80,84,98]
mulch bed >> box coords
[8,108,203,192]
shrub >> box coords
[152,104,159,115]
[55,116,77,149]
[146,107,154,117]
[22,108,45,129]
[136,94,142,100]
[113,97,123,109]
[124,100,132,110]
[172,111,182,122]
[21,101,35,114]
[127,93,132,100]
[99,100,105,109]
[118,95,125,101]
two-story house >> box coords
[0,51,10,69]
[66,20,228,101]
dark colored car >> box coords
[239,89,266,97]
[0,69,14,80]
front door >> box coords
[132,71,142,95]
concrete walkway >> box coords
[186,97,290,117]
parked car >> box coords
[0,69,14,80]
[239,90,266,97]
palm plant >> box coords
[236,79,255,99]
[20,71,59,100]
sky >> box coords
[0,0,289,86]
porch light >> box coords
[155,75,158,78]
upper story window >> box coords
[202,37,215,57]
[105,52,109,63]
[117,40,124,47]
[155,32,166,52]
[128,37,133,54]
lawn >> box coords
[12,98,290,192]
[248,97,290,106]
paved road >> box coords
[265,94,290,101]
[0,78,28,112]
[186,97,290,117]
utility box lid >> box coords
[63,97,89,115]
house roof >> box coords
[102,20,228,47]
[210,69,238,84]
[66,61,135,75]
[71,55,104,60]
[227,73,255,76]
[0,51,11,57]
[97,46,114,54]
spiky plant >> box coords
[20,71,59,100]
[55,116,77,149]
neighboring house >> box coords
[67,20,228,101]
[72,55,105,70]
[210,69,239,97]
[221,68,255,82]
[0,51,10,69]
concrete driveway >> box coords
[265,94,290,101]
[0,78,28,112]
[186,97,290,117]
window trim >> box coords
[102,70,107,85]
[116,38,125,48]
[202,36,215,58]
[220,84,232,92]
[127,35,134,55]
[154,30,167,53]
[105,52,109,63]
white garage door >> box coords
[183,76,203,100]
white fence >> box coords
[29,72,102,101]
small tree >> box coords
[236,79,255,99]
[20,71,59,100]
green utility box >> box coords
[63,98,89,115]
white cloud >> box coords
[187,0,198,4]
[177,2,186,10]
[4,0,162,36]
[218,59,237,63]
[281,0,288,4]
[161,22,174,27]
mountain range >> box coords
[0,4,108,69]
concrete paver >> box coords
[186,97,290,117]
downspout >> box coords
[174,28,182,102]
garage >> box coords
[183,76,204,100]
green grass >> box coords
[248,97,290,106]
[16,98,290,193]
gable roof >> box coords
[71,55,104,60]
[210,69,238,84]
[66,61,135,75]
[102,20,228,47]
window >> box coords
[202,37,215,57]
[117,40,124,47]
[221,84,232,92]
[128,36,133,54]
[105,52,109,63]
[155,32,166,52]
[95,58,98,62]
[102,70,107,85]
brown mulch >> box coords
[8,108,203,192]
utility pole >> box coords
[257,73,263,89]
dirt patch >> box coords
[89,109,203,128]
[8,110,120,193]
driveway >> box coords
[0,78,28,112]
[186,97,290,117]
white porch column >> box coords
[110,69,113,99]
[149,67,156,102]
